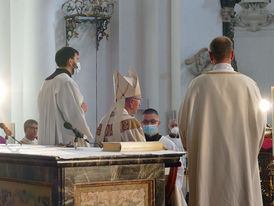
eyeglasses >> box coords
[132,97,142,101]
[27,126,38,130]
[142,119,159,125]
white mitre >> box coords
[98,67,141,142]
[113,67,141,100]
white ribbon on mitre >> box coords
[98,67,141,143]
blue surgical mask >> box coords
[143,125,157,136]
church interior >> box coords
[0,0,274,205]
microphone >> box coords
[63,122,90,143]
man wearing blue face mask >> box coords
[142,108,178,148]
[142,108,187,206]
[142,108,161,141]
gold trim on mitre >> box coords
[113,67,141,100]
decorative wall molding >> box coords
[234,0,274,32]
[184,48,214,76]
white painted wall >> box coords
[97,3,119,124]
[4,0,272,139]
[0,0,56,139]
[0,0,119,138]
[117,0,171,134]
[0,0,223,138]
[234,2,274,123]
[0,0,11,138]
[157,0,171,134]
[115,0,222,134]
[180,0,223,100]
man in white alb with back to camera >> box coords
[178,36,266,206]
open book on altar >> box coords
[102,142,164,152]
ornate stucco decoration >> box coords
[184,48,214,76]
[234,0,274,32]
[62,0,116,50]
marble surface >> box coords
[0,145,184,205]
[0,145,185,168]
[64,164,164,206]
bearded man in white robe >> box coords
[38,47,93,145]
[95,67,145,146]
[178,36,265,206]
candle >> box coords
[272,86,274,158]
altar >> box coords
[0,145,184,206]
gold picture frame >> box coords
[74,179,155,206]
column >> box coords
[142,0,159,110]
[220,0,240,71]
[0,0,11,123]
[171,0,181,116]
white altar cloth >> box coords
[0,144,185,160]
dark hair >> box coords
[143,108,159,116]
[209,36,233,62]
[24,119,38,129]
[55,47,79,67]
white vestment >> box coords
[165,135,188,195]
[165,135,185,152]
[95,109,146,144]
[178,63,265,206]
[38,72,93,145]
[160,136,187,206]
[20,137,38,145]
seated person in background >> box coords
[20,119,38,144]
[142,108,187,206]
[95,67,145,146]
[142,109,177,148]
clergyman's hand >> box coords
[4,128,12,136]
[81,102,87,113]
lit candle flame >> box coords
[260,99,270,112]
